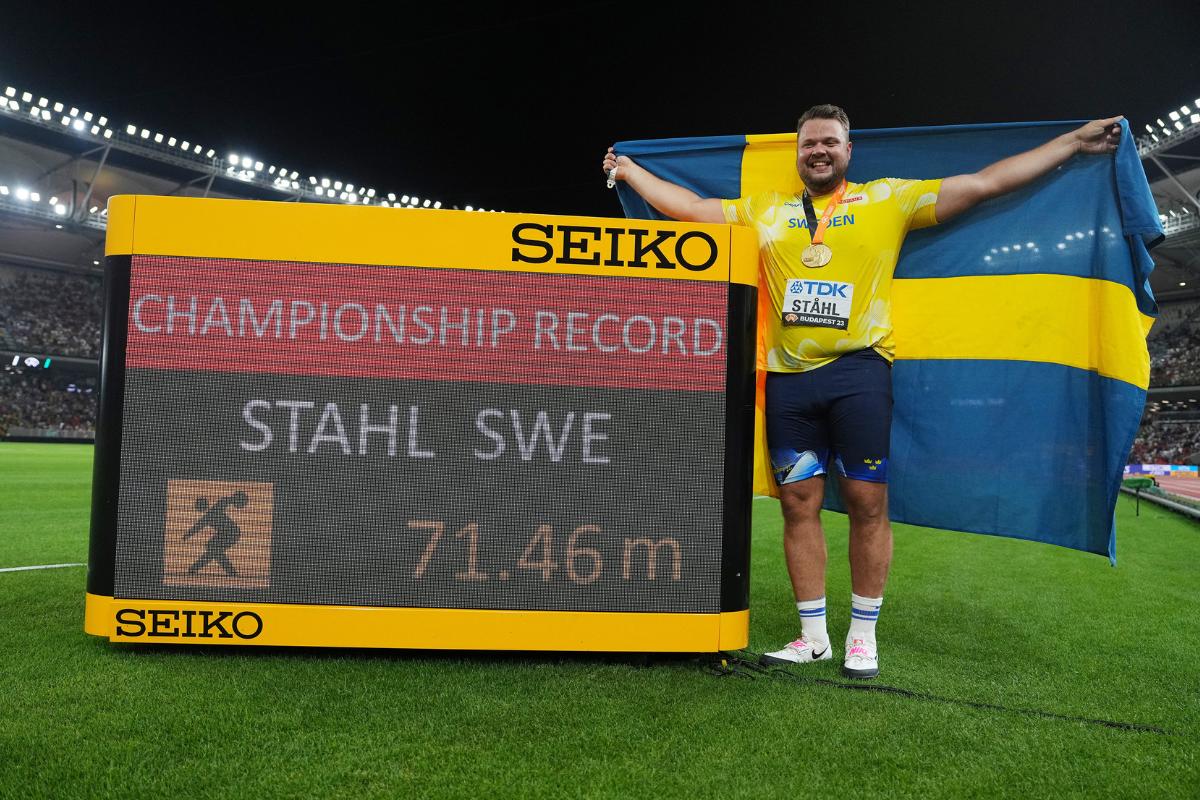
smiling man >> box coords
[602,104,1121,678]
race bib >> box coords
[781,279,854,330]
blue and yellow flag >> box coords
[615,121,1162,560]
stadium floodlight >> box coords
[334,180,343,190]
[10,355,16,366]
[28,107,39,118]
[1056,242,1066,250]
[54,203,67,215]
[204,148,213,156]
[4,87,14,97]
[30,191,39,202]
[241,156,253,168]
[167,137,176,146]
[434,201,441,209]
[1157,118,1165,126]
[1181,282,1188,287]
[90,125,99,135]
[1169,111,1180,121]
[349,193,358,203]
[83,111,93,121]
[75,120,87,132]
[0,186,7,195]
[50,196,59,205]
[387,192,396,201]
[60,115,70,126]
[1192,114,1200,125]
[98,116,107,126]
[15,187,28,200]
[38,97,48,107]
[140,129,149,139]
[321,178,330,188]
[309,176,317,184]
[40,109,50,121]
[104,130,113,139]
[1175,121,1185,131]
[180,140,189,150]
[93,259,100,265]
[8,100,16,110]
[290,171,298,180]
[268,165,276,174]
[291,180,299,189]
[465,205,473,211]
[126,124,136,135]
[423,199,431,207]
[367,188,376,198]
[53,102,63,112]
[315,186,324,196]
[401,195,409,203]
[411,196,419,205]
[254,161,263,171]
[1152,134,1160,142]
[90,206,98,213]
[20,91,31,102]
[228,152,239,164]
[1145,124,1154,133]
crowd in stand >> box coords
[0,370,97,437]
[1148,301,1200,388]
[1128,418,1200,465]
[0,269,102,357]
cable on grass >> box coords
[706,652,1170,736]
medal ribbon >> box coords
[801,180,847,245]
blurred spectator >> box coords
[0,267,102,357]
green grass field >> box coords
[1,441,1197,798]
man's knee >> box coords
[780,478,825,523]
[840,479,888,524]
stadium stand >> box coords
[1147,298,1200,388]
[0,264,102,358]
[0,365,96,438]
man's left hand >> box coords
[1075,116,1123,155]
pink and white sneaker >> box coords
[842,637,879,679]
[760,636,832,666]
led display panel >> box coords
[86,196,757,652]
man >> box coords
[603,105,1121,678]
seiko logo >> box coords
[115,608,264,640]
[511,223,718,272]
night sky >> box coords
[1,2,1197,217]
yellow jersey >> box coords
[722,177,941,372]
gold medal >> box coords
[801,243,833,268]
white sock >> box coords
[848,593,883,643]
[796,597,829,645]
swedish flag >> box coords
[615,121,1162,560]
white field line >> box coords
[0,562,85,573]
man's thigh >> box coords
[827,351,893,483]
[765,371,830,485]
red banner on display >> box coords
[126,256,728,392]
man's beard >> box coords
[802,163,845,195]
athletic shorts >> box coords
[765,348,892,485]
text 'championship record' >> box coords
[85,196,757,652]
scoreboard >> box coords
[85,196,757,652]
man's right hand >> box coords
[600,145,724,223]
[602,147,636,183]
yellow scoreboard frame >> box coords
[85,195,758,652]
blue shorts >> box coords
[765,349,892,485]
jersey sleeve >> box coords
[890,178,943,231]
[721,192,780,227]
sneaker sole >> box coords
[759,652,832,666]
[841,664,879,679]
